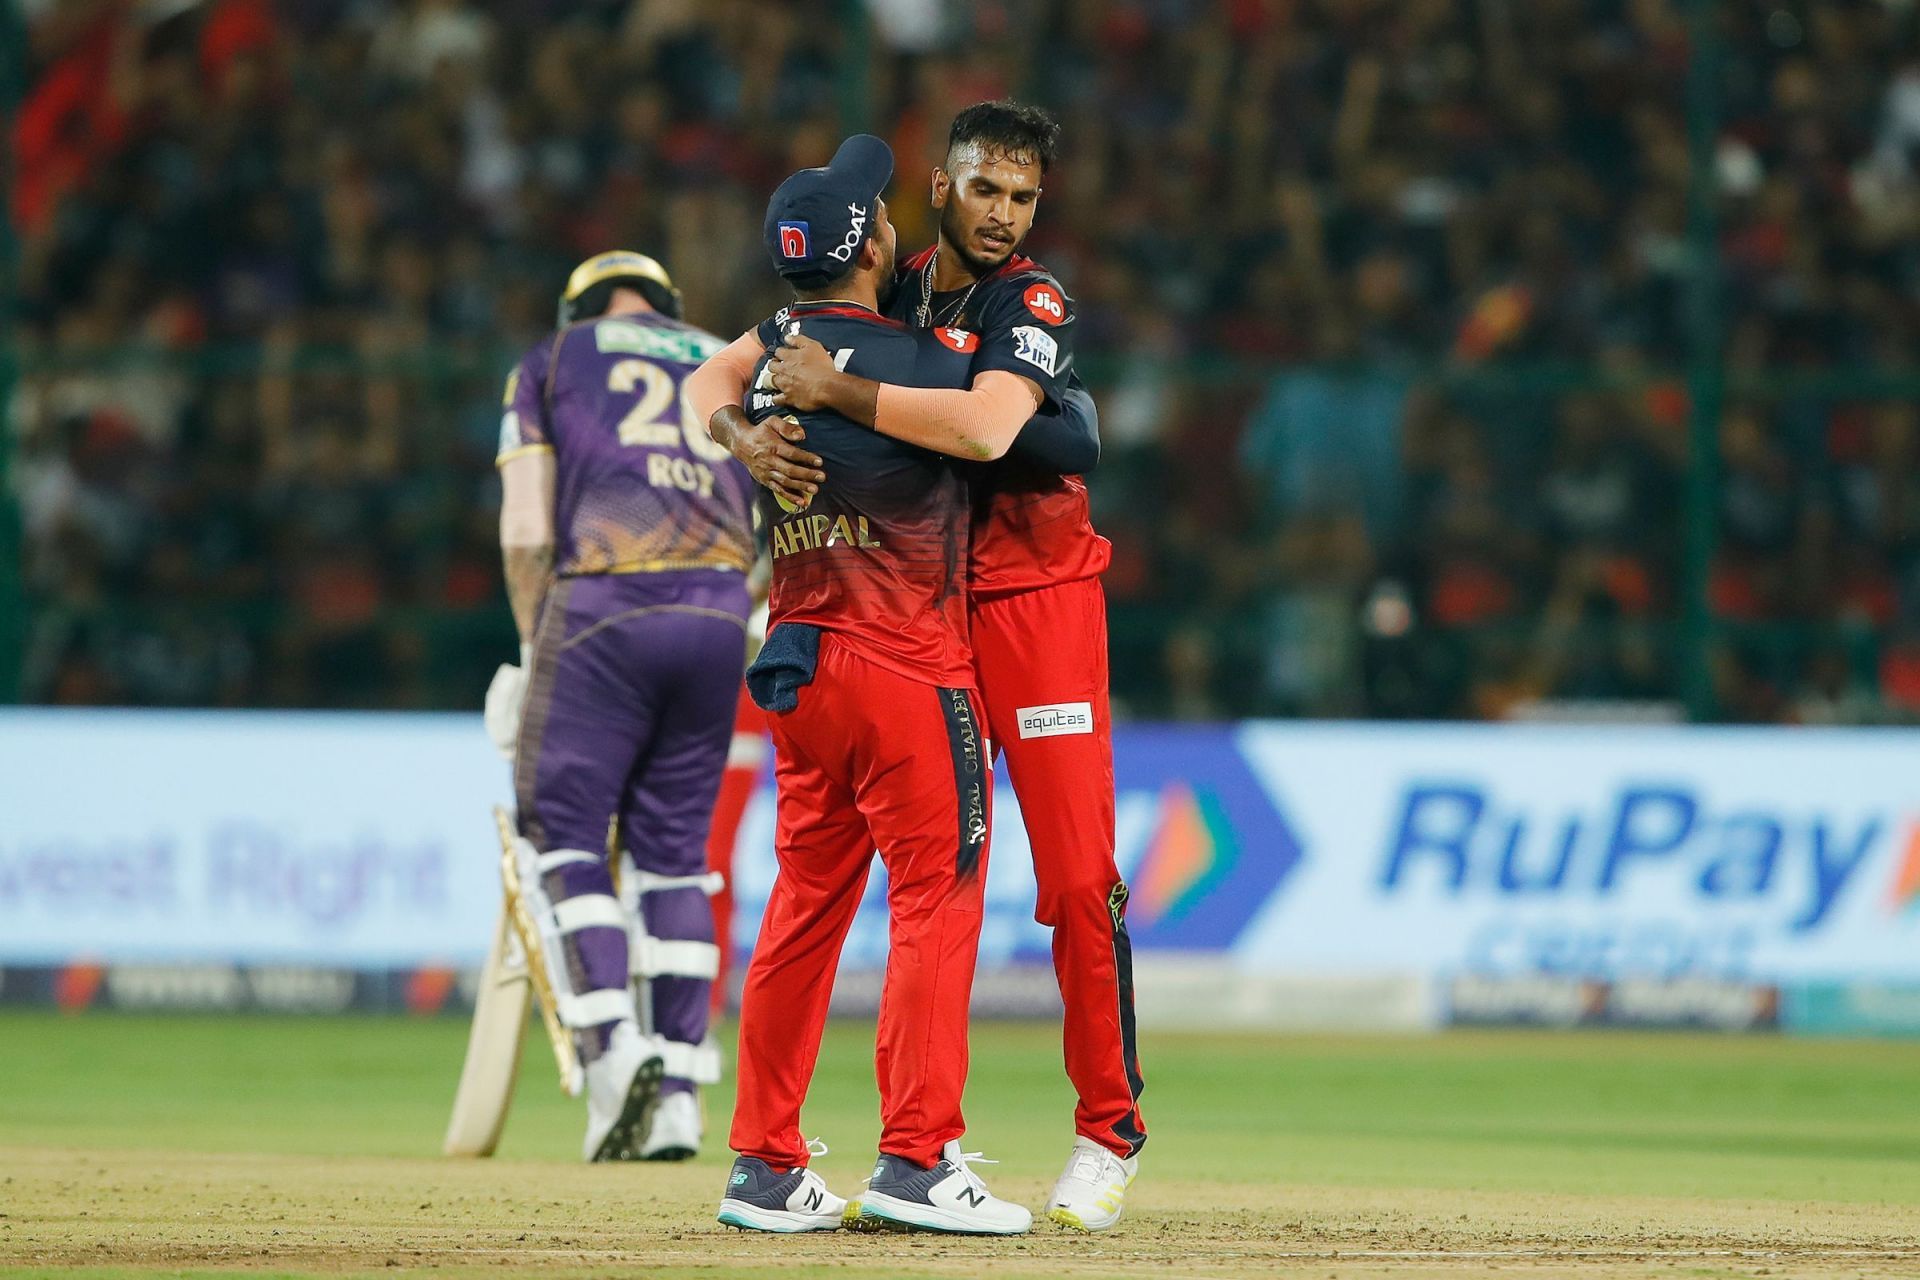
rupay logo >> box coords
[1110,731,1307,951]
[1378,782,1894,933]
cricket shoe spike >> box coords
[582,1022,664,1161]
[716,1144,844,1233]
[1045,1136,1137,1231]
[638,1089,701,1161]
[858,1140,1031,1235]
[838,1160,889,1234]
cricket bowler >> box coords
[488,250,755,1161]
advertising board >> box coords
[6,712,1916,1006]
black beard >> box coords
[876,269,898,313]
[940,205,1014,280]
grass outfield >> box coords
[2,1012,1917,1278]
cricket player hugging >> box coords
[484,250,756,1162]
[675,135,1016,1236]
[690,102,1139,1234]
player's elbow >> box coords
[499,511,553,551]
[970,372,1038,460]
[501,534,554,557]
[1056,427,1100,474]
[969,434,1011,461]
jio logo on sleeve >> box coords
[1023,282,1066,324]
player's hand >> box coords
[767,333,842,413]
[734,413,825,511]
[483,645,532,760]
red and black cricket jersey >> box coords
[890,246,1112,599]
[747,301,979,687]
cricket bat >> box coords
[442,904,531,1157]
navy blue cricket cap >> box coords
[763,134,893,286]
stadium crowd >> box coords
[10,0,1920,721]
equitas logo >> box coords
[1016,701,1091,739]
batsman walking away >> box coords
[451,250,758,1163]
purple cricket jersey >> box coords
[497,312,756,577]
[496,308,755,1091]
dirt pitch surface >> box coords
[4,1014,1918,1279]
[7,1145,1920,1280]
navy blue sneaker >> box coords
[857,1141,1031,1235]
[716,1155,846,1232]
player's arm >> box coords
[1005,378,1100,475]
[766,335,1039,461]
[685,327,825,508]
[769,272,1080,463]
[486,348,558,759]
[766,335,1095,467]
[499,452,555,646]
[495,349,559,649]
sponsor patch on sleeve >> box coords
[497,411,521,454]
[1023,281,1067,325]
[1010,325,1059,377]
[937,327,979,353]
[1016,701,1094,739]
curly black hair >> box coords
[947,100,1061,173]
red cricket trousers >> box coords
[729,636,991,1169]
[705,685,769,1013]
[972,576,1146,1157]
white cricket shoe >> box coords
[639,1089,701,1161]
[716,1155,846,1232]
[1045,1136,1137,1231]
[858,1140,1031,1235]
[582,1022,663,1162]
